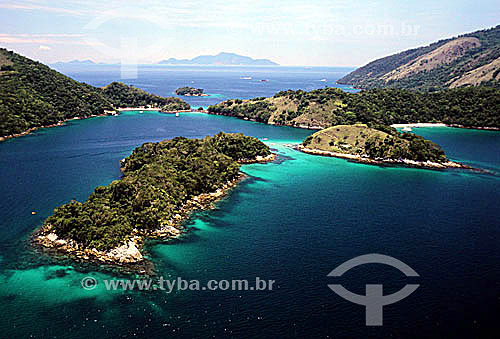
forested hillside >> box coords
[103,82,189,111]
[208,87,500,129]
[0,49,189,137]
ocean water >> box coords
[0,68,499,338]
[52,64,358,108]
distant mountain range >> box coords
[158,52,279,66]
[0,49,189,138]
[51,59,99,67]
[338,25,500,90]
[50,53,279,66]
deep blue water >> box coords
[0,67,499,338]
[52,64,358,108]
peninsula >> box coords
[207,86,500,130]
[34,132,275,273]
[297,124,465,169]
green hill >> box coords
[103,82,189,111]
[302,124,447,163]
[0,48,189,138]
[338,25,500,90]
[39,133,271,252]
[208,87,500,129]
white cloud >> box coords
[0,33,103,47]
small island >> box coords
[175,86,209,97]
[34,133,275,273]
[298,124,467,169]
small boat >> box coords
[175,112,179,117]
[402,127,413,132]
[240,76,252,80]
[139,111,144,113]
[260,79,268,82]
[319,79,327,82]
[31,211,37,215]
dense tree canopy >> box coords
[44,133,270,250]
[175,87,204,96]
[103,82,189,110]
[303,124,447,162]
[208,86,500,128]
[0,49,190,137]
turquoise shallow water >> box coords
[0,112,499,337]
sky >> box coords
[0,0,499,66]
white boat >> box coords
[139,111,144,113]
[319,79,327,82]
[240,76,252,80]
[402,127,412,132]
[175,112,179,117]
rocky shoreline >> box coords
[295,145,471,170]
[31,154,276,275]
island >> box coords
[158,52,278,66]
[33,132,275,273]
[175,86,209,96]
[297,124,466,169]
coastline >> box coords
[295,145,470,170]
[206,111,499,132]
[391,122,500,131]
[3,107,498,145]
[117,107,192,113]
[31,153,276,275]
[0,108,194,143]
[390,123,447,128]
[0,111,117,143]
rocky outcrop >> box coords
[31,167,272,274]
[238,153,276,164]
[296,145,470,170]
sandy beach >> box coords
[390,123,447,128]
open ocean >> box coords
[0,65,499,338]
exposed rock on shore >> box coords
[296,145,471,170]
[32,150,276,274]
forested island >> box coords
[298,124,465,169]
[207,86,500,129]
[0,49,190,140]
[175,86,208,96]
[34,133,274,272]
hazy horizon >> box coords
[1,0,499,67]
